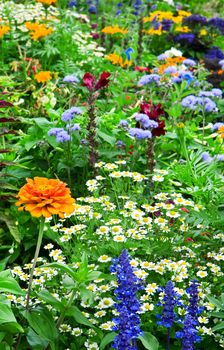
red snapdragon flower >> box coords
[138,102,166,137]
[83,72,110,91]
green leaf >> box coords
[207,296,224,310]
[25,307,58,342]
[212,322,224,331]
[97,130,116,145]
[139,332,159,350]
[0,213,21,243]
[65,306,94,328]
[27,328,48,349]
[0,270,25,295]
[44,262,77,281]
[0,322,24,333]
[211,312,224,318]
[33,118,51,128]
[99,332,116,350]
[37,290,64,312]
[0,303,17,325]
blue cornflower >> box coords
[138,74,160,86]
[61,107,83,122]
[63,75,79,83]
[176,314,201,350]
[129,128,152,140]
[110,249,143,350]
[157,281,181,329]
[125,48,134,61]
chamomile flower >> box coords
[113,235,126,242]
[98,255,111,263]
[152,175,164,182]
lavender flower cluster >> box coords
[48,106,82,143]
[181,89,222,112]
[110,250,143,350]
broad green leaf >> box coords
[0,322,24,333]
[65,306,94,328]
[99,332,116,350]
[44,262,77,281]
[211,312,224,318]
[0,303,16,324]
[139,332,159,350]
[0,270,25,295]
[25,307,58,342]
[212,322,224,331]
[38,290,64,312]
[27,328,48,349]
[0,213,21,243]
[97,130,116,145]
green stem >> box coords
[25,217,45,310]
[56,289,76,328]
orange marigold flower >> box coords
[105,52,132,68]
[16,177,75,218]
[25,22,53,40]
[36,0,57,4]
[102,26,128,35]
[34,71,52,83]
[0,25,10,38]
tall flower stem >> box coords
[136,16,143,63]
[166,328,171,350]
[87,91,98,173]
[56,289,76,328]
[26,217,45,310]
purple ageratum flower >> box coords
[138,74,160,86]
[129,128,152,140]
[183,59,197,67]
[215,154,224,162]
[211,88,222,98]
[116,140,125,148]
[203,98,217,112]
[201,152,213,163]
[69,124,80,131]
[157,281,181,329]
[176,314,201,350]
[211,122,224,131]
[135,114,158,129]
[172,76,182,84]
[119,120,129,129]
[164,66,177,74]
[157,53,168,61]
[61,107,83,122]
[63,75,79,83]
[56,130,71,142]
[174,33,195,44]
[181,95,198,109]
[199,89,222,98]
[48,128,64,136]
[110,249,143,350]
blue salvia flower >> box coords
[110,249,143,350]
[176,314,201,350]
[125,48,134,61]
[186,280,203,323]
[157,281,181,329]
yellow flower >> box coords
[102,26,128,35]
[200,29,207,36]
[0,25,10,38]
[25,22,53,40]
[105,52,132,68]
[34,71,52,83]
[16,177,75,218]
[143,26,164,35]
[175,26,190,33]
[36,0,57,4]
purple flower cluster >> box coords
[208,17,224,35]
[211,122,224,131]
[157,281,181,329]
[48,106,83,143]
[181,95,217,112]
[219,59,224,69]
[183,14,207,26]
[205,47,224,60]
[63,74,79,84]
[199,88,222,98]
[202,151,224,163]
[110,249,143,350]
[174,33,195,44]
[183,59,197,67]
[128,113,159,140]
[138,74,161,86]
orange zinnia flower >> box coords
[34,71,52,83]
[16,177,75,218]
[102,26,128,35]
[36,0,57,5]
[0,25,10,38]
[25,22,53,40]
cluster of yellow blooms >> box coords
[25,22,53,40]
[34,71,52,83]
[105,52,132,68]
[36,0,57,5]
[0,25,10,38]
[102,25,128,35]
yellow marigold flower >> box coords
[16,177,75,218]
[36,0,57,4]
[143,26,164,35]
[0,25,10,38]
[105,52,132,68]
[34,71,52,83]
[102,26,128,35]
[25,22,53,40]
[178,10,192,17]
